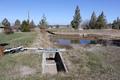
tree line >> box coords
[0,15,47,34]
[1,5,120,34]
[71,6,120,30]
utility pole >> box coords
[27,11,30,24]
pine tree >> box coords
[112,20,117,29]
[71,6,81,29]
[117,17,120,29]
[38,15,48,29]
[96,11,107,29]
[89,11,97,29]
[15,19,21,31]
[2,18,10,27]
[30,20,35,28]
[117,17,120,22]
[30,20,35,31]
[2,18,13,34]
[21,20,30,32]
[56,25,59,28]
[112,17,120,29]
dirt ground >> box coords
[49,29,120,39]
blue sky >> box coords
[0,0,119,25]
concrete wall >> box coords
[0,28,4,33]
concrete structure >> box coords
[48,25,70,29]
[42,51,68,74]
[42,52,57,74]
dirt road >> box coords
[31,30,53,48]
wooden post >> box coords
[0,46,4,56]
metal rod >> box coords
[3,46,66,54]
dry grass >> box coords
[0,53,42,80]
[62,46,120,80]
[48,28,120,39]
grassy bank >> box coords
[62,46,120,80]
[0,32,37,48]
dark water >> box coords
[53,38,120,47]
[49,35,120,47]
[57,39,96,46]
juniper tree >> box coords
[29,20,36,31]
[96,11,107,29]
[21,20,30,32]
[30,20,35,28]
[89,11,97,29]
[2,18,10,27]
[38,15,48,29]
[15,19,21,31]
[56,25,59,28]
[71,6,81,29]
[112,17,120,29]
[2,18,13,34]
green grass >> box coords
[0,32,37,48]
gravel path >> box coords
[31,30,53,48]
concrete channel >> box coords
[42,52,68,74]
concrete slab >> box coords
[42,52,57,74]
